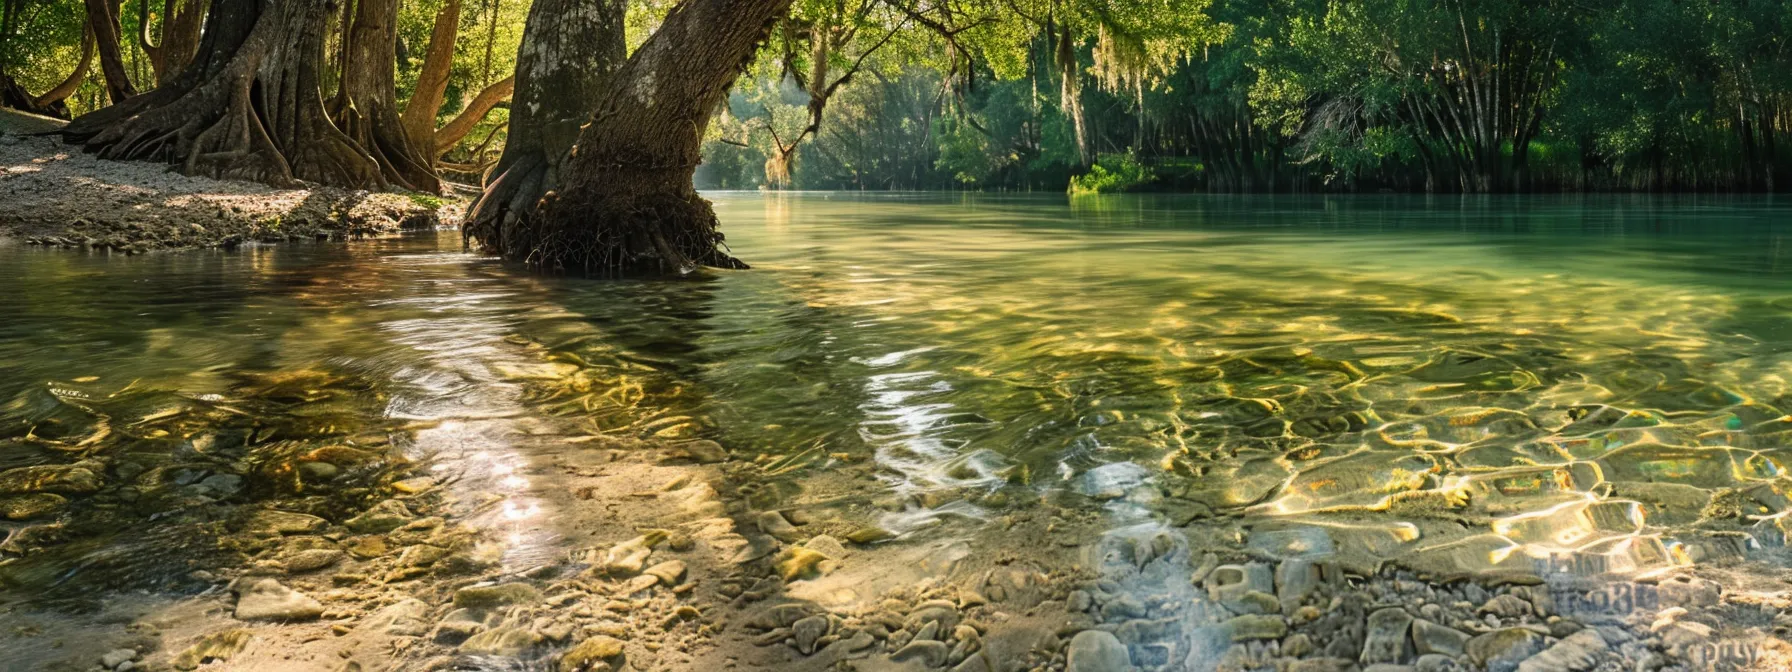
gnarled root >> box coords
[465,159,745,276]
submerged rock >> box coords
[0,465,101,495]
[453,582,541,609]
[1411,619,1470,657]
[1517,629,1606,672]
[1067,630,1133,671]
[1466,628,1544,672]
[345,498,414,533]
[1362,607,1415,663]
[245,509,328,535]
[0,493,67,520]
[170,629,253,670]
[233,578,324,621]
[560,635,626,671]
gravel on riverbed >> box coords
[0,108,461,253]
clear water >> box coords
[6,193,1792,599]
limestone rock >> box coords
[1226,614,1287,642]
[461,624,544,656]
[454,582,541,609]
[644,560,687,586]
[793,615,830,655]
[561,635,626,672]
[757,511,802,542]
[283,548,344,573]
[1517,629,1606,672]
[1362,607,1414,664]
[233,578,324,621]
[170,629,252,670]
[1478,594,1534,619]
[1412,619,1470,657]
[1067,630,1133,672]
[345,499,414,533]
[891,639,951,667]
[1466,628,1544,672]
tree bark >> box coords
[474,0,791,274]
[399,0,460,151]
[86,0,137,103]
[434,74,513,154]
[141,0,208,86]
[462,0,628,253]
[335,0,439,192]
[62,0,387,188]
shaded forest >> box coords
[1,0,1789,269]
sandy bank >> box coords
[0,108,461,253]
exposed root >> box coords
[464,160,745,276]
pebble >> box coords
[0,493,67,520]
[101,649,137,668]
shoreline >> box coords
[0,109,461,253]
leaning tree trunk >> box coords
[468,0,791,274]
[462,0,627,249]
[86,0,136,102]
[334,0,439,192]
[62,0,385,188]
[398,0,460,152]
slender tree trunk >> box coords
[484,0,792,274]
[463,0,627,252]
[86,0,136,103]
[33,26,97,111]
[434,75,512,153]
[335,0,439,191]
[399,0,461,152]
[62,0,388,188]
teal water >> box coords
[6,193,1792,596]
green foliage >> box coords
[1068,152,1156,194]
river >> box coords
[3,193,1791,671]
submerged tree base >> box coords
[466,168,746,276]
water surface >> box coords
[6,193,1792,598]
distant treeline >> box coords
[700,0,1792,194]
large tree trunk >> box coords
[334,0,439,191]
[462,0,627,252]
[86,0,136,103]
[467,0,791,274]
[62,0,386,188]
[398,0,460,151]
